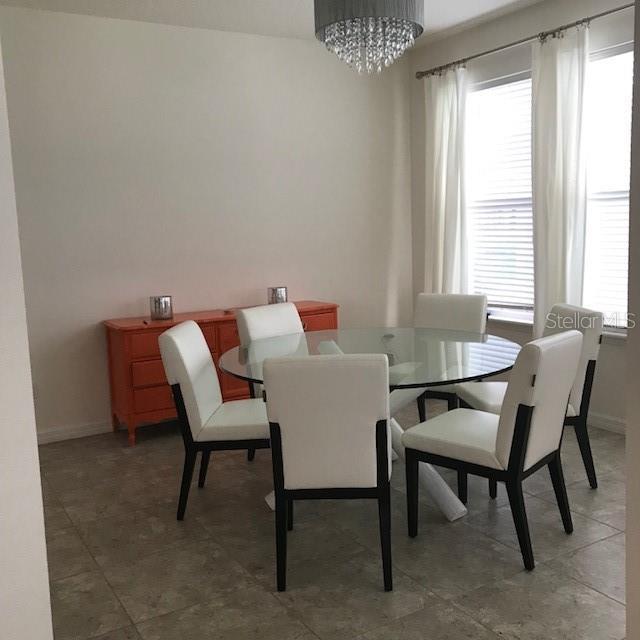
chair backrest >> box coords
[236,302,304,346]
[542,303,604,413]
[159,321,223,439]
[264,354,390,490]
[496,331,582,471]
[245,332,309,363]
[414,293,487,333]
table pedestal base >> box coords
[389,418,467,521]
[265,490,276,511]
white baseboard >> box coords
[37,420,112,445]
[589,411,626,435]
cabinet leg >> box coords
[112,414,119,432]
[127,418,137,446]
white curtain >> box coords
[532,27,589,335]
[424,67,468,295]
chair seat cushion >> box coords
[389,387,424,415]
[389,362,421,386]
[456,381,507,414]
[456,381,577,418]
[197,399,269,442]
[402,408,504,470]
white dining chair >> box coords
[264,354,392,592]
[236,302,305,461]
[236,302,304,346]
[390,293,487,421]
[159,321,270,520]
[456,303,604,490]
[402,330,583,570]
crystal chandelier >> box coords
[314,1,424,74]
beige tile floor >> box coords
[40,401,626,640]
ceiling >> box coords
[0,0,543,43]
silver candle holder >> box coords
[149,295,173,321]
[267,287,288,304]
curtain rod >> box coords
[415,2,635,79]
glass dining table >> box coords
[219,328,521,521]
[219,327,520,390]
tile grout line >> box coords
[533,497,626,533]
[538,528,624,565]
[463,495,622,564]
[552,565,627,608]
[438,564,624,639]
[80,533,138,639]
[445,596,506,639]
[315,505,531,626]
[536,528,625,563]
[557,572,627,610]
[538,530,627,607]
[100,534,276,631]
[46,474,141,638]
[268,522,438,639]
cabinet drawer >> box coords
[130,332,162,360]
[218,322,240,353]
[132,360,167,388]
[200,323,217,351]
[134,385,174,413]
[301,312,337,332]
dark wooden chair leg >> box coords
[574,422,597,489]
[405,449,419,537]
[457,470,468,504]
[447,395,458,411]
[177,450,197,521]
[489,478,497,499]
[198,450,211,488]
[275,494,288,592]
[378,485,393,592]
[506,480,534,570]
[247,448,256,462]
[548,454,574,534]
[417,393,427,423]
[287,499,294,531]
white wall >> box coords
[0,6,413,441]
[626,5,640,636]
[408,0,634,431]
[0,31,52,640]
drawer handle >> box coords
[303,322,307,330]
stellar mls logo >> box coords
[545,312,635,330]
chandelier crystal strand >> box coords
[323,16,418,74]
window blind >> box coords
[583,191,630,327]
[582,51,633,328]
[467,78,534,309]
[467,336,522,373]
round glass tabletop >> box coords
[219,328,521,390]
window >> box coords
[466,78,534,311]
[583,50,633,328]
[466,50,633,327]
